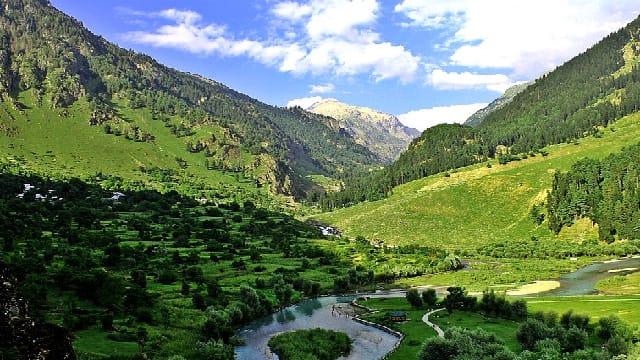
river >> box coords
[235,257,640,359]
[538,256,640,296]
[234,295,400,360]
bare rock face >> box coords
[307,99,420,163]
[0,265,77,360]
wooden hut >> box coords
[389,311,407,322]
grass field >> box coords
[73,329,140,357]
[595,272,640,295]
[523,295,640,324]
[359,294,640,360]
[359,297,521,359]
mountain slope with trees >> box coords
[0,0,380,202]
[464,82,530,127]
[321,15,640,209]
[547,143,640,241]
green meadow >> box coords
[524,295,640,324]
[359,294,640,360]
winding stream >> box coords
[538,257,640,296]
[234,257,640,359]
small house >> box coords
[389,311,407,322]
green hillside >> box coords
[314,112,640,248]
[0,0,380,204]
[312,112,640,288]
[321,15,640,208]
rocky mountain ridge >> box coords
[307,98,419,163]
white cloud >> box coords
[286,96,323,109]
[429,69,513,92]
[122,1,420,83]
[398,103,488,131]
[310,83,335,94]
[394,0,467,28]
[272,2,312,22]
[305,0,379,39]
[395,0,640,78]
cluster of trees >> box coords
[440,288,528,321]
[326,237,463,284]
[547,144,640,241]
[0,173,360,359]
[419,327,514,360]
[319,16,640,209]
[419,296,636,360]
[267,328,352,360]
[405,288,438,309]
[478,238,640,259]
[515,312,635,359]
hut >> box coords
[388,311,407,322]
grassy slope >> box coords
[0,91,260,196]
[314,112,640,250]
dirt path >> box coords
[422,308,445,337]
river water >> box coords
[539,256,640,296]
[234,295,400,360]
[235,257,640,359]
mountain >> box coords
[323,15,640,208]
[0,0,380,202]
[313,110,640,265]
[306,98,419,163]
[464,82,530,127]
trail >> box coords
[422,308,445,338]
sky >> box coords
[51,0,639,131]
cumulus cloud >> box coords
[272,1,312,22]
[122,1,420,82]
[429,69,514,92]
[310,83,335,94]
[398,103,488,131]
[395,0,640,78]
[286,96,323,109]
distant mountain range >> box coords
[306,98,419,163]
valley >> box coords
[1,1,640,360]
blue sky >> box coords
[51,0,639,131]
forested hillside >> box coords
[321,15,640,209]
[0,172,339,358]
[0,0,379,201]
[547,143,640,241]
[464,82,530,127]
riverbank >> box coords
[506,280,561,296]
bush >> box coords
[406,288,423,308]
